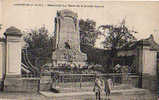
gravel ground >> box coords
[0,91,157,100]
[0,83,157,100]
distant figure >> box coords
[64,41,71,49]
[93,75,103,100]
[104,78,113,100]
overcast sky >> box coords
[1,0,159,48]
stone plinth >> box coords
[52,9,87,67]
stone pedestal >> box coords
[3,26,22,91]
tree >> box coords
[23,26,55,69]
[98,19,137,57]
[79,19,100,47]
[98,19,137,70]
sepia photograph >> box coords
[0,0,159,100]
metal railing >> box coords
[51,73,139,88]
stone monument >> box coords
[52,9,87,67]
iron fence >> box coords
[51,73,139,88]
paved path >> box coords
[39,88,158,100]
[40,90,157,100]
[0,90,157,100]
[0,87,157,100]
[40,88,147,97]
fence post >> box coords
[37,78,40,93]
[72,75,73,89]
[62,75,64,88]
[80,75,82,88]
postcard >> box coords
[0,0,158,100]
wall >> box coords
[4,78,40,92]
[0,39,5,80]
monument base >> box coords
[53,48,87,67]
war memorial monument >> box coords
[52,9,87,67]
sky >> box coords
[1,0,159,48]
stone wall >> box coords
[4,78,40,92]
[0,38,5,80]
[142,74,157,93]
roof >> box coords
[120,34,159,51]
[138,34,159,51]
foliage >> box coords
[23,26,55,67]
[98,19,137,57]
[79,19,100,47]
